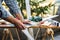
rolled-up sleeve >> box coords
[4,0,22,14]
[0,7,11,19]
[0,4,11,19]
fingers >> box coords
[21,25,26,29]
[17,24,26,30]
[25,22,30,24]
[39,21,44,24]
[23,20,31,24]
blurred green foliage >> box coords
[17,0,54,17]
[30,0,54,15]
[17,0,26,10]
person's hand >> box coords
[39,21,44,24]
[23,19,31,24]
[14,19,26,30]
[3,16,25,30]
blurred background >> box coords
[1,0,60,40]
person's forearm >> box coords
[3,16,23,25]
[3,16,25,29]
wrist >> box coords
[15,13,24,21]
[14,18,24,25]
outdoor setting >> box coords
[0,0,60,40]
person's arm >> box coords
[0,6,25,29]
[4,0,30,24]
[4,16,25,29]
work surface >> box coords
[0,21,60,29]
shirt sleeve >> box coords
[4,0,22,14]
[0,6,11,19]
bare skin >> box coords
[3,16,25,30]
[14,13,31,24]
